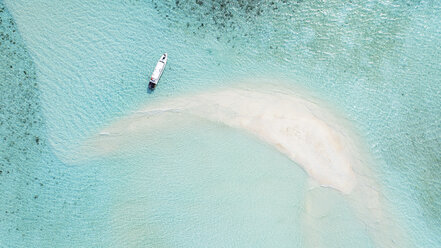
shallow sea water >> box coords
[1,0,440,247]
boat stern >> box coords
[148,81,157,90]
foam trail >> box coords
[85,85,410,247]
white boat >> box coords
[148,53,168,90]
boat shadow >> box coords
[147,87,155,94]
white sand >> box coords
[86,83,410,247]
[92,85,360,193]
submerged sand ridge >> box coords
[86,84,410,247]
[92,86,359,193]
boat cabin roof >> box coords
[152,66,162,78]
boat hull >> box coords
[148,53,167,90]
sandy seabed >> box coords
[85,82,411,247]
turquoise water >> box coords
[1,0,440,247]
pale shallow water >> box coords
[1,0,440,247]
